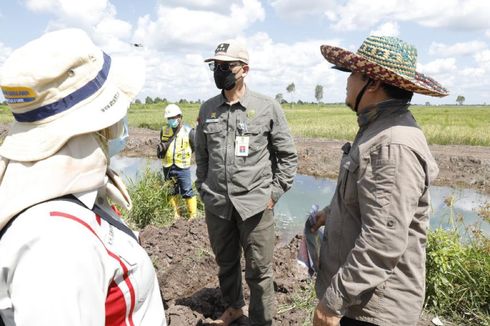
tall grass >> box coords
[425,198,490,325]
[123,166,175,228]
[0,105,11,125]
[123,165,203,228]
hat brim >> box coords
[204,55,248,64]
[320,45,449,97]
[0,56,145,162]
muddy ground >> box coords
[1,124,480,325]
[140,218,440,325]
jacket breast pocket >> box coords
[340,155,359,204]
[244,126,267,151]
[203,123,225,147]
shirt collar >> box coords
[73,189,98,210]
[220,86,251,108]
[357,99,410,128]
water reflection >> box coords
[111,156,490,243]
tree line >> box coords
[128,90,469,107]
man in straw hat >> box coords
[0,29,166,325]
[311,35,448,326]
[195,41,297,325]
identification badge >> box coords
[235,136,249,157]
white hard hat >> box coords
[164,104,182,118]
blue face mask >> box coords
[168,118,179,129]
[108,117,129,157]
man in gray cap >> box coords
[195,41,298,325]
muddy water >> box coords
[111,156,490,243]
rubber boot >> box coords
[185,196,197,219]
[169,196,181,219]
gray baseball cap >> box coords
[204,41,249,64]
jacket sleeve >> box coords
[194,109,208,193]
[189,127,196,153]
[269,101,298,202]
[321,144,426,314]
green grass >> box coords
[2,103,490,146]
[277,279,316,325]
[121,166,175,228]
[122,165,204,228]
[424,197,490,325]
[0,105,11,124]
[128,103,490,146]
[128,103,200,130]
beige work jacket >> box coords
[316,100,439,325]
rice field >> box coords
[1,103,489,146]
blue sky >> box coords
[1,0,490,105]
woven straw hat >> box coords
[0,28,145,162]
[320,35,448,97]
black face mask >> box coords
[214,69,236,90]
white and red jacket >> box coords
[0,191,166,326]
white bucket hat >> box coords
[0,28,145,162]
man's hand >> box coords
[267,198,275,210]
[156,142,169,159]
[311,209,327,233]
[313,302,341,326]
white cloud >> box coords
[0,42,13,81]
[417,58,457,75]
[5,0,490,105]
[271,0,336,19]
[25,0,111,25]
[429,41,487,57]
[328,0,490,31]
[162,0,242,14]
[136,32,344,103]
[133,0,265,51]
[22,0,137,54]
[416,58,457,96]
[474,49,490,70]
[245,33,342,102]
[459,67,485,77]
[370,21,399,37]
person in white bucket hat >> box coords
[0,28,166,325]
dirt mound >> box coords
[141,218,439,325]
[140,218,312,325]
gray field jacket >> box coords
[315,100,439,325]
[195,87,297,220]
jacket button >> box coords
[387,220,394,227]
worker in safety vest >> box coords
[157,104,197,219]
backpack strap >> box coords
[58,195,138,242]
[0,195,138,242]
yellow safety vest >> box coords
[160,125,192,168]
